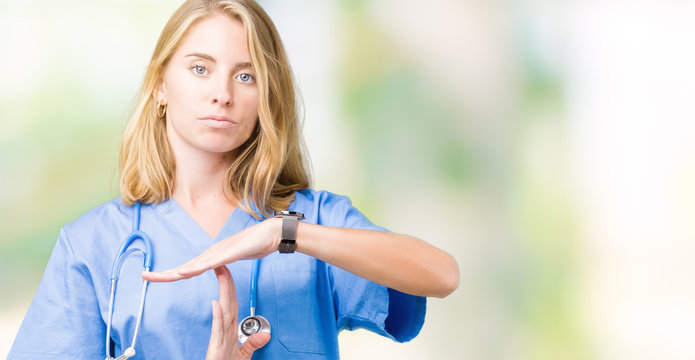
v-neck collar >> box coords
[153,198,258,253]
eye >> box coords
[191,64,208,76]
[236,73,255,83]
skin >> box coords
[145,11,459,356]
[154,14,268,357]
[207,266,270,360]
[144,219,460,298]
[154,13,258,239]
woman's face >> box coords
[156,14,259,156]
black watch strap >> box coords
[274,211,304,253]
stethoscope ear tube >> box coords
[110,231,153,280]
[106,202,152,360]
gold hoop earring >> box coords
[156,103,167,118]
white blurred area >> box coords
[3,0,695,359]
[265,1,695,358]
[567,1,695,359]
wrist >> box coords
[273,211,304,253]
[267,217,283,250]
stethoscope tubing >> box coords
[110,231,153,280]
[238,257,270,343]
[106,202,152,360]
[106,202,271,356]
[249,259,260,316]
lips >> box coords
[199,115,239,129]
[200,115,237,124]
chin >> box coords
[198,144,242,154]
[196,138,249,154]
[194,131,248,150]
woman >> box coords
[9,1,459,359]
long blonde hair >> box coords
[119,0,311,218]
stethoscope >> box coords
[238,259,271,343]
[105,202,269,359]
[106,202,153,360]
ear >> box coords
[152,78,167,105]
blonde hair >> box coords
[119,0,311,217]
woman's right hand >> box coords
[206,266,270,360]
[143,218,282,283]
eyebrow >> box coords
[185,53,252,68]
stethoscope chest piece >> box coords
[238,314,271,344]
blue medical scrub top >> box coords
[9,189,426,360]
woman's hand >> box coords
[206,266,270,360]
[142,218,281,282]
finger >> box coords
[142,235,250,282]
[214,266,234,332]
[179,240,248,276]
[141,268,185,282]
[141,252,222,282]
[227,268,239,326]
[177,252,219,277]
[221,266,238,320]
[238,333,270,360]
[208,300,223,349]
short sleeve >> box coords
[324,195,426,342]
[8,228,105,359]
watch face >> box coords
[273,210,305,220]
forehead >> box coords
[175,13,250,61]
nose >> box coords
[212,77,233,106]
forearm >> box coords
[143,217,460,298]
[295,222,459,298]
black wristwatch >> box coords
[274,211,305,253]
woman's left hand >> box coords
[142,218,281,282]
[206,266,270,360]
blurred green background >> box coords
[3,0,695,359]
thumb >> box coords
[237,333,270,360]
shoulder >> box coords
[291,189,387,231]
[292,189,353,210]
[63,197,130,232]
[38,197,134,269]
[291,189,355,220]
[60,197,132,247]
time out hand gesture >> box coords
[142,218,281,282]
[207,266,270,360]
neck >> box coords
[171,150,238,239]
[165,126,241,239]
[171,146,237,210]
